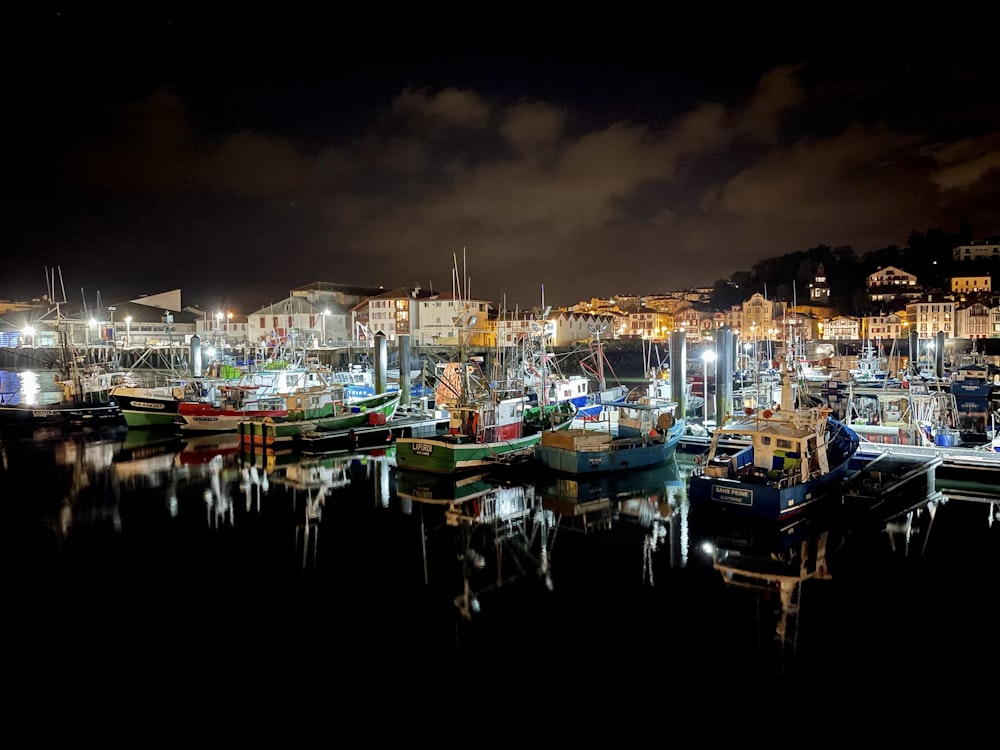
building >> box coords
[357,286,438,345]
[822,315,861,341]
[861,312,905,343]
[624,306,673,340]
[905,294,955,342]
[952,242,1000,262]
[414,293,492,348]
[951,274,992,296]
[956,302,992,340]
[809,263,832,303]
[247,296,349,351]
[866,265,919,305]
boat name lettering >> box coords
[133,401,166,410]
[711,485,753,505]
[193,416,220,422]
[31,410,60,417]
[411,443,435,456]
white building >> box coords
[952,242,1000,262]
[955,302,992,340]
[413,293,492,347]
[905,295,955,341]
[861,312,904,343]
[823,315,861,341]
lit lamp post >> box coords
[226,312,232,347]
[702,349,716,424]
[125,316,132,347]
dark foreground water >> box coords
[5,414,1000,691]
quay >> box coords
[853,440,1000,484]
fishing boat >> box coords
[114,363,338,429]
[850,341,893,385]
[237,388,401,448]
[576,330,636,421]
[394,386,577,474]
[394,272,576,473]
[0,281,125,430]
[110,379,221,428]
[688,366,861,521]
[0,395,123,429]
[533,408,685,475]
[331,363,435,404]
[616,389,679,438]
[842,381,961,447]
[174,391,288,433]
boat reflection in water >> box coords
[6,423,999,680]
[394,469,551,621]
[686,481,947,675]
[536,457,685,586]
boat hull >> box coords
[177,402,287,433]
[688,418,861,521]
[0,401,123,429]
[394,432,543,474]
[110,387,182,427]
[533,419,685,475]
[688,462,853,519]
[238,391,400,447]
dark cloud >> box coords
[3,15,999,312]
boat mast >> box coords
[453,254,471,407]
[592,323,607,392]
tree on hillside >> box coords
[710,278,745,309]
[701,224,981,315]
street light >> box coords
[125,316,132,347]
[702,349,716,424]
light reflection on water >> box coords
[0,368,63,406]
[3,385,1000,681]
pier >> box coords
[854,440,1000,483]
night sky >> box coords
[4,13,999,314]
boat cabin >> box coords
[703,412,830,487]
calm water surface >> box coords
[3,369,999,686]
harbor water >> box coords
[3,369,999,690]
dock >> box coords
[842,450,943,504]
[853,440,1000,483]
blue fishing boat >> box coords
[688,368,861,521]
[534,410,684,475]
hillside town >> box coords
[3,242,1000,366]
